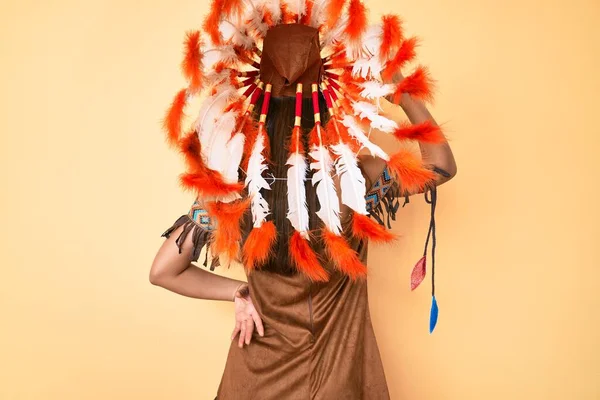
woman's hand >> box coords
[231,283,264,348]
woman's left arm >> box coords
[384,71,458,187]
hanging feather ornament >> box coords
[205,197,250,267]
[286,83,329,282]
[242,84,277,272]
[308,84,367,280]
[410,183,441,333]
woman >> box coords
[150,2,456,398]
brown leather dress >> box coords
[214,226,390,399]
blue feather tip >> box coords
[429,295,438,333]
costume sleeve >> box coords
[360,156,403,228]
[160,197,220,270]
[360,153,452,229]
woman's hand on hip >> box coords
[231,283,264,348]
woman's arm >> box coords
[385,70,458,187]
[149,223,247,302]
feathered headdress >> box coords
[162,0,447,333]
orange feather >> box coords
[178,130,203,171]
[324,118,358,151]
[290,232,330,282]
[392,65,435,104]
[240,117,258,171]
[206,198,250,262]
[288,126,304,155]
[221,0,243,17]
[242,221,277,272]
[382,36,419,81]
[309,125,320,149]
[380,14,404,62]
[181,30,204,94]
[262,8,275,27]
[322,229,367,280]
[162,88,187,147]
[345,0,368,42]
[393,120,446,143]
[351,212,398,243]
[203,0,225,45]
[281,1,296,23]
[301,0,313,25]
[224,98,246,114]
[179,171,244,197]
[325,0,348,29]
[386,149,436,195]
[328,43,349,68]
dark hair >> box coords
[241,92,330,275]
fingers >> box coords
[231,320,241,341]
[244,318,254,345]
[251,311,265,337]
[238,320,248,348]
[234,318,258,348]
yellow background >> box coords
[1,0,598,398]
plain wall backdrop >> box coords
[1,0,599,398]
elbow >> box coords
[149,268,163,286]
[149,262,168,287]
[446,162,458,181]
[432,161,457,186]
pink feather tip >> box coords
[410,255,426,291]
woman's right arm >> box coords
[149,223,246,302]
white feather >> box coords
[309,0,329,28]
[331,141,368,215]
[202,45,239,70]
[286,151,310,236]
[224,132,246,182]
[204,111,238,171]
[247,7,269,37]
[321,15,348,47]
[283,0,306,18]
[217,191,243,204]
[351,56,384,79]
[218,21,255,49]
[362,24,383,55]
[352,101,398,133]
[341,115,389,160]
[245,131,271,227]
[204,68,232,87]
[359,80,395,99]
[267,0,282,24]
[309,126,342,235]
[195,86,237,141]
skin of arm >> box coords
[150,202,265,346]
[149,221,247,302]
